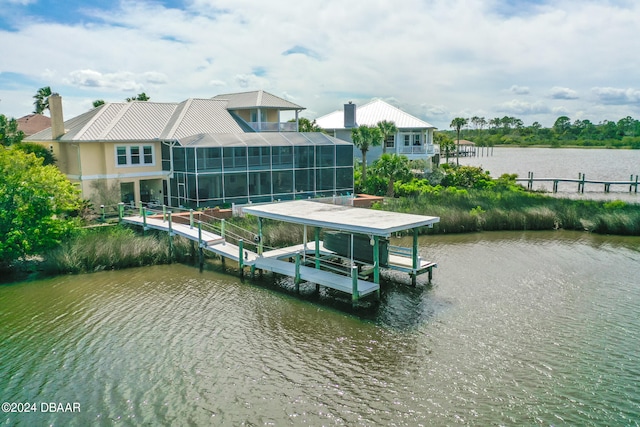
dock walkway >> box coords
[120,200,440,305]
[121,214,379,301]
[517,172,639,193]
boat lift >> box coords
[242,200,440,301]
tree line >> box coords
[441,115,640,149]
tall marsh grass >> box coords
[380,189,640,236]
[227,216,308,249]
[43,225,191,274]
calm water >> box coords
[458,147,640,201]
[2,231,640,426]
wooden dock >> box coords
[119,200,440,306]
[517,172,639,193]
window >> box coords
[404,135,411,146]
[144,146,153,164]
[131,146,140,164]
[117,147,127,165]
[385,135,395,149]
[115,145,155,167]
[413,134,421,146]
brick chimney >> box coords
[49,93,65,139]
[344,101,356,128]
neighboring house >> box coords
[315,99,438,167]
[26,91,354,208]
[16,113,51,137]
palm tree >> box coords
[351,125,382,182]
[125,92,150,102]
[92,100,105,108]
[434,132,455,164]
[33,86,52,114]
[450,117,468,165]
[296,117,323,132]
[371,153,411,197]
[377,120,397,154]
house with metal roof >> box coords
[315,99,438,167]
[26,91,354,208]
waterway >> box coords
[3,147,640,425]
[2,231,639,426]
[458,147,640,202]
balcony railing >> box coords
[400,145,427,155]
[248,122,298,132]
[399,145,437,155]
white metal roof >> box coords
[212,90,304,110]
[315,99,436,130]
[242,200,439,237]
[25,90,299,142]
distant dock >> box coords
[120,200,440,306]
[517,172,639,193]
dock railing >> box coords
[517,172,639,193]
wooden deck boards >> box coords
[252,257,379,297]
[122,215,378,298]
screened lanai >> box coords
[162,132,354,208]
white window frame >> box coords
[115,144,155,167]
[385,134,395,149]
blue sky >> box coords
[1,0,639,129]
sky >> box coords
[1,0,639,129]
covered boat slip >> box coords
[121,199,439,304]
[242,200,440,289]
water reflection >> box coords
[1,231,639,425]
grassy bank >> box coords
[15,188,638,281]
[377,189,640,236]
[41,225,193,275]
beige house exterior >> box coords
[27,94,171,205]
[26,91,354,208]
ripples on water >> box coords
[1,231,639,426]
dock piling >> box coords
[351,265,359,305]
[141,205,148,236]
[238,239,244,276]
[167,211,173,263]
[578,173,586,193]
[198,222,204,272]
[294,251,301,293]
[314,227,321,269]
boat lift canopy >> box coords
[242,200,439,237]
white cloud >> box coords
[592,87,640,105]
[510,85,530,95]
[208,80,227,87]
[1,0,640,128]
[497,100,551,115]
[549,87,579,100]
[64,69,167,92]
